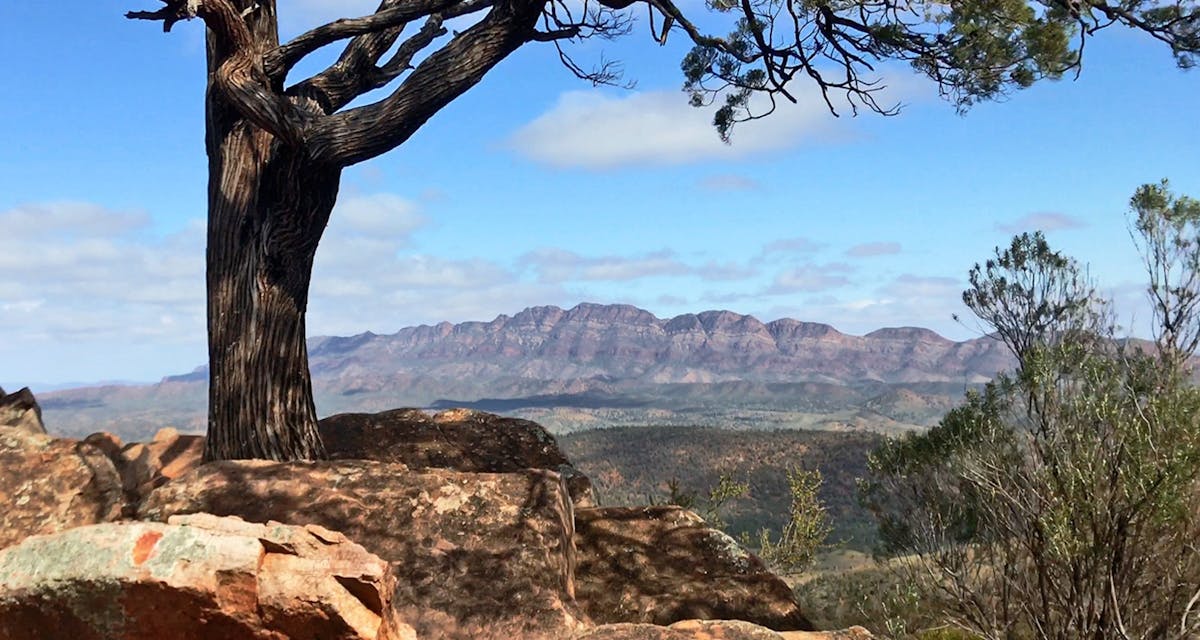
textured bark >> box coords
[202,0,333,461]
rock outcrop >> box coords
[574,506,813,631]
[0,387,45,435]
[319,407,595,505]
[83,427,205,508]
[0,513,406,639]
[138,460,582,640]
[0,430,123,549]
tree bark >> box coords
[202,1,335,461]
[203,129,338,461]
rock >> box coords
[574,620,789,639]
[0,387,45,435]
[82,431,124,458]
[778,629,873,639]
[0,430,123,549]
[110,427,204,505]
[0,513,408,639]
[319,408,596,506]
[574,506,813,631]
[139,460,583,639]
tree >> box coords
[126,0,1200,461]
[1130,179,1200,371]
[860,183,1200,639]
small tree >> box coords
[861,183,1200,639]
[754,466,832,574]
[1131,180,1200,372]
[126,0,1200,460]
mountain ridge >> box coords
[40,302,1013,440]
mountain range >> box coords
[40,303,1014,440]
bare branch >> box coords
[126,0,201,32]
[307,0,543,167]
[263,0,460,82]
[285,0,496,114]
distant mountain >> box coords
[40,303,1014,440]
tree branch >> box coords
[263,0,461,83]
[285,0,496,114]
[129,0,309,145]
[307,0,542,166]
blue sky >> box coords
[0,1,1196,385]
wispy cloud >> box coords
[759,237,826,257]
[767,264,855,293]
[520,248,757,283]
[995,212,1087,233]
[846,241,901,257]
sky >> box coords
[0,1,1197,386]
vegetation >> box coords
[860,182,1200,639]
[751,466,833,574]
[560,425,882,549]
[126,0,1198,461]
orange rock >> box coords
[0,430,123,549]
[0,513,406,639]
[139,459,584,640]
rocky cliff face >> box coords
[305,303,1009,386]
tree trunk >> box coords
[202,0,336,461]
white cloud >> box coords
[846,241,902,257]
[765,273,971,338]
[519,248,757,283]
[768,264,854,293]
[508,89,847,169]
[335,193,426,236]
[996,212,1086,233]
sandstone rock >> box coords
[574,506,813,631]
[113,427,204,504]
[0,513,408,639]
[319,407,596,506]
[574,620,786,639]
[0,387,45,435]
[82,431,124,458]
[778,628,873,639]
[140,460,583,639]
[0,430,123,549]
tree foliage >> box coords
[861,182,1200,639]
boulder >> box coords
[0,387,45,435]
[574,506,813,631]
[139,459,583,639]
[0,430,123,549]
[0,513,407,639]
[92,427,205,506]
[319,408,596,506]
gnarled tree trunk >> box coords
[202,3,335,461]
[129,0,549,461]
